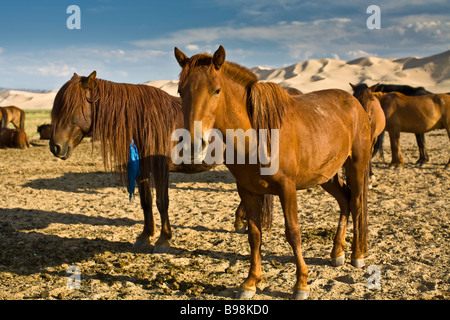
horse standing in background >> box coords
[374,84,432,165]
[0,106,26,130]
[350,83,386,177]
[373,91,450,168]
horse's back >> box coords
[292,89,367,131]
[383,93,447,132]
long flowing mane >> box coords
[52,75,181,183]
[179,53,291,134]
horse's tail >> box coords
[372,130,385,159]
[261,194,274,230]
[360,157,370,254]
[19,109,26,131]
[0,108,6,128]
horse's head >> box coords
[50,71,97,160]
[174,46,228,159]
[350,83,379,114]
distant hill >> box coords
[2,50,449,109]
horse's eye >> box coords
[213,88,221,95]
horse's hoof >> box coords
[234,224,247,234]
[153,245,170,254]
[351,259,365,268]
[236,289,255,300]
[133,239,150,249]
[331,254,345,267]
[292,291,309,300]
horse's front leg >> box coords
[234,201,247,233]
[279,181,309,300]
[133,178,155,248]
[236,185,264,299]
[415,133,429,165]
[388,130,403,168]
[153,160,172,253]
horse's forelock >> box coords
[51,77,85,126]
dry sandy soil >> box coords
[0,129,448,301]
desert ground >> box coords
[0,110,448,301]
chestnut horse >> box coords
[175,46,372,299]
[50,72,271,253]
[0,127,30,149]
[0,106,25,130]
[350,83,386,177]
[373,91,450,168]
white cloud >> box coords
[185,44,200,51]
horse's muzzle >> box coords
[49,141,71,160]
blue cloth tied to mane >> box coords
[127,139,141,201]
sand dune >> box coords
[1,50,449,110]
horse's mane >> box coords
[52,75,182,183]
[179,53,290,134]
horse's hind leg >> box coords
[133,178,155,249]
[321,174,351,267]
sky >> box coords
[0,0,449,91]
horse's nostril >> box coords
[50,142,62,156]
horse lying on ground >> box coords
[37,124,52,140]
[373,91,450,168]
[175,45,372,299]
[0,106,26,130]
[50,71,273,253]
[0,127,30,149]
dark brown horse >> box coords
[0,127,30,149]
[175,46,372,299]
[37,124,53,140]
[0,106,26,130]
[374,84,433,165]
[350,83,386,177]
[373,91,450,168]
[50,71,271,253]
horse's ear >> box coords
[369,83,379,92]
[72,73,79,79]
[174,47,189,68]
[81,71,97,89]
[213,45,226,70]
[349,83,356,91]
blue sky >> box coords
[0,0,449,90]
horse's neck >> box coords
[216,82,253,133]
